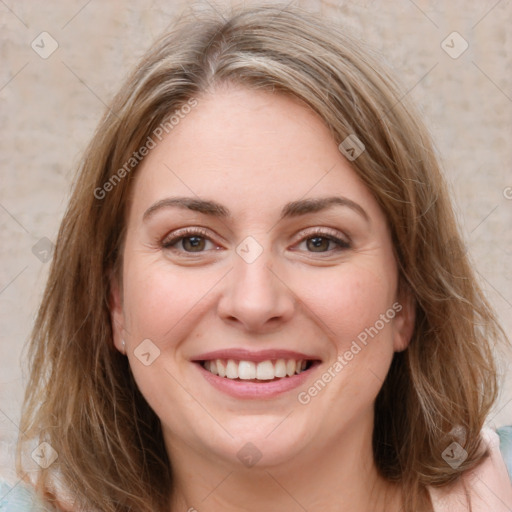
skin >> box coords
[110,83,415,511]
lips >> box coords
[192,349,321,390]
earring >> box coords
[121,339,126,355]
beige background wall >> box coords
[1,0,511,481]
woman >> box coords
[2,3,511,511]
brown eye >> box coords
[294,230,351,254]
[181,236,206,252]
[306,237,332,252]
[161,228,218,254]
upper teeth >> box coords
[203,359,308,380]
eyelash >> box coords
[294,228,351,253]
[160,227,351,256]
[161,227,216,252]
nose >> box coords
[217,248,295,333]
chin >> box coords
[206,416,312,469]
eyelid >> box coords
[290,226,352,255]
[161,226,223,250]
[294,226,351,244]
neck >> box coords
[166,417,402,512]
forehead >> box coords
[129,85,380,222]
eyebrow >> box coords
[142,196,370,223]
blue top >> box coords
[2,426,512,511]
[0,478,50,511]
[499,425,512,478]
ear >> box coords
[392,285,416,353]
[109,271,126,354]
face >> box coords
[110,84,414,470]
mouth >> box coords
[191,349,322,398]
[199,358,316,382]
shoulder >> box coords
[428,427,512,511]
[497,425,512,478]
[0,478,54,511]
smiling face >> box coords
[110,83,414,473]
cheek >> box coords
[297,263,397,352]
[122,257,220,343]
[295,265,399,414]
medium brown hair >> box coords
[17,3,505,511]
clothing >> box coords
[0,478,50,511]
[428,427,512,511]
[2,427,512,511]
